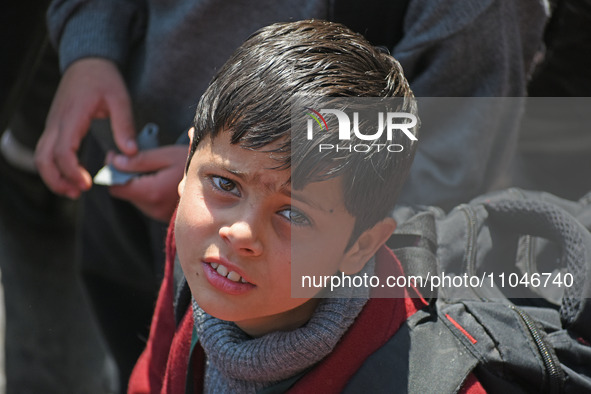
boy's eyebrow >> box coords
[225,168,266,187]
[223,167,281,192]
[225,168,247,179]
[224,166,328,212]
[281,188,307,205]
[281,188,329,213]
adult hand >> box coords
[107,145,189,222]
[35,57,137,199]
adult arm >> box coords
[48,0,145,71]
[393,0,548,209]
[36,58,136,198]
[35,0,145,198]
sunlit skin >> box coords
[175,129,395,337]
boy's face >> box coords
[175,130,369,337]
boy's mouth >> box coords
[208,262,251,284]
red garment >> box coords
[128,221,485,394]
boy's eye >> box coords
[212,176,240,196]
[278,208,311,226]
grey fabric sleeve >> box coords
[395,0,548,97]
[47,0,146,72]
[394,0,549,209]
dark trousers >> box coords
[79,135,167,392]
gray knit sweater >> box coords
[47,0,548,207]
[193,296,367,393]
[189,257,375,393]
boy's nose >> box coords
[219,221,263,256]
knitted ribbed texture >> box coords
[193,260,374,393]
[194,296,367,393]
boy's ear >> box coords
[178,127,195,198]
[178,174,187,197]
[339,217,397,275]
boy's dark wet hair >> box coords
[187,19,418,247]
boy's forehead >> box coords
[194,131,347,213]
[195,131,290,188]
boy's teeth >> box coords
[213,263,247,284]
[216,264,228,277]
[227,271,241,282]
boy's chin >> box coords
[191,292,258,323]
[193,293,321,337]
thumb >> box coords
[106,86,138,156]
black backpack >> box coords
[345,188,591,393]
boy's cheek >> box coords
[291,245,345,295]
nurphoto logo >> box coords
[305,107,418,153]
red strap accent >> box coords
[445,314,478,344]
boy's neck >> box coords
[235,297,322,337]
[194,296,369,393]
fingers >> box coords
[52,106,94,191]
[110,145,188,173]
[107,83,137,156]
[35,97,92,198]
[34,58,136,198]
[108,145,188,222]
[109,174,157,205]
[35,132,84,199]
[109,170,182,222]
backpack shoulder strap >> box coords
[343,306,478,394]
[387,206,443,300]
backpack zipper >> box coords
[509,305,564,394]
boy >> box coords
[129,20,484,393]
